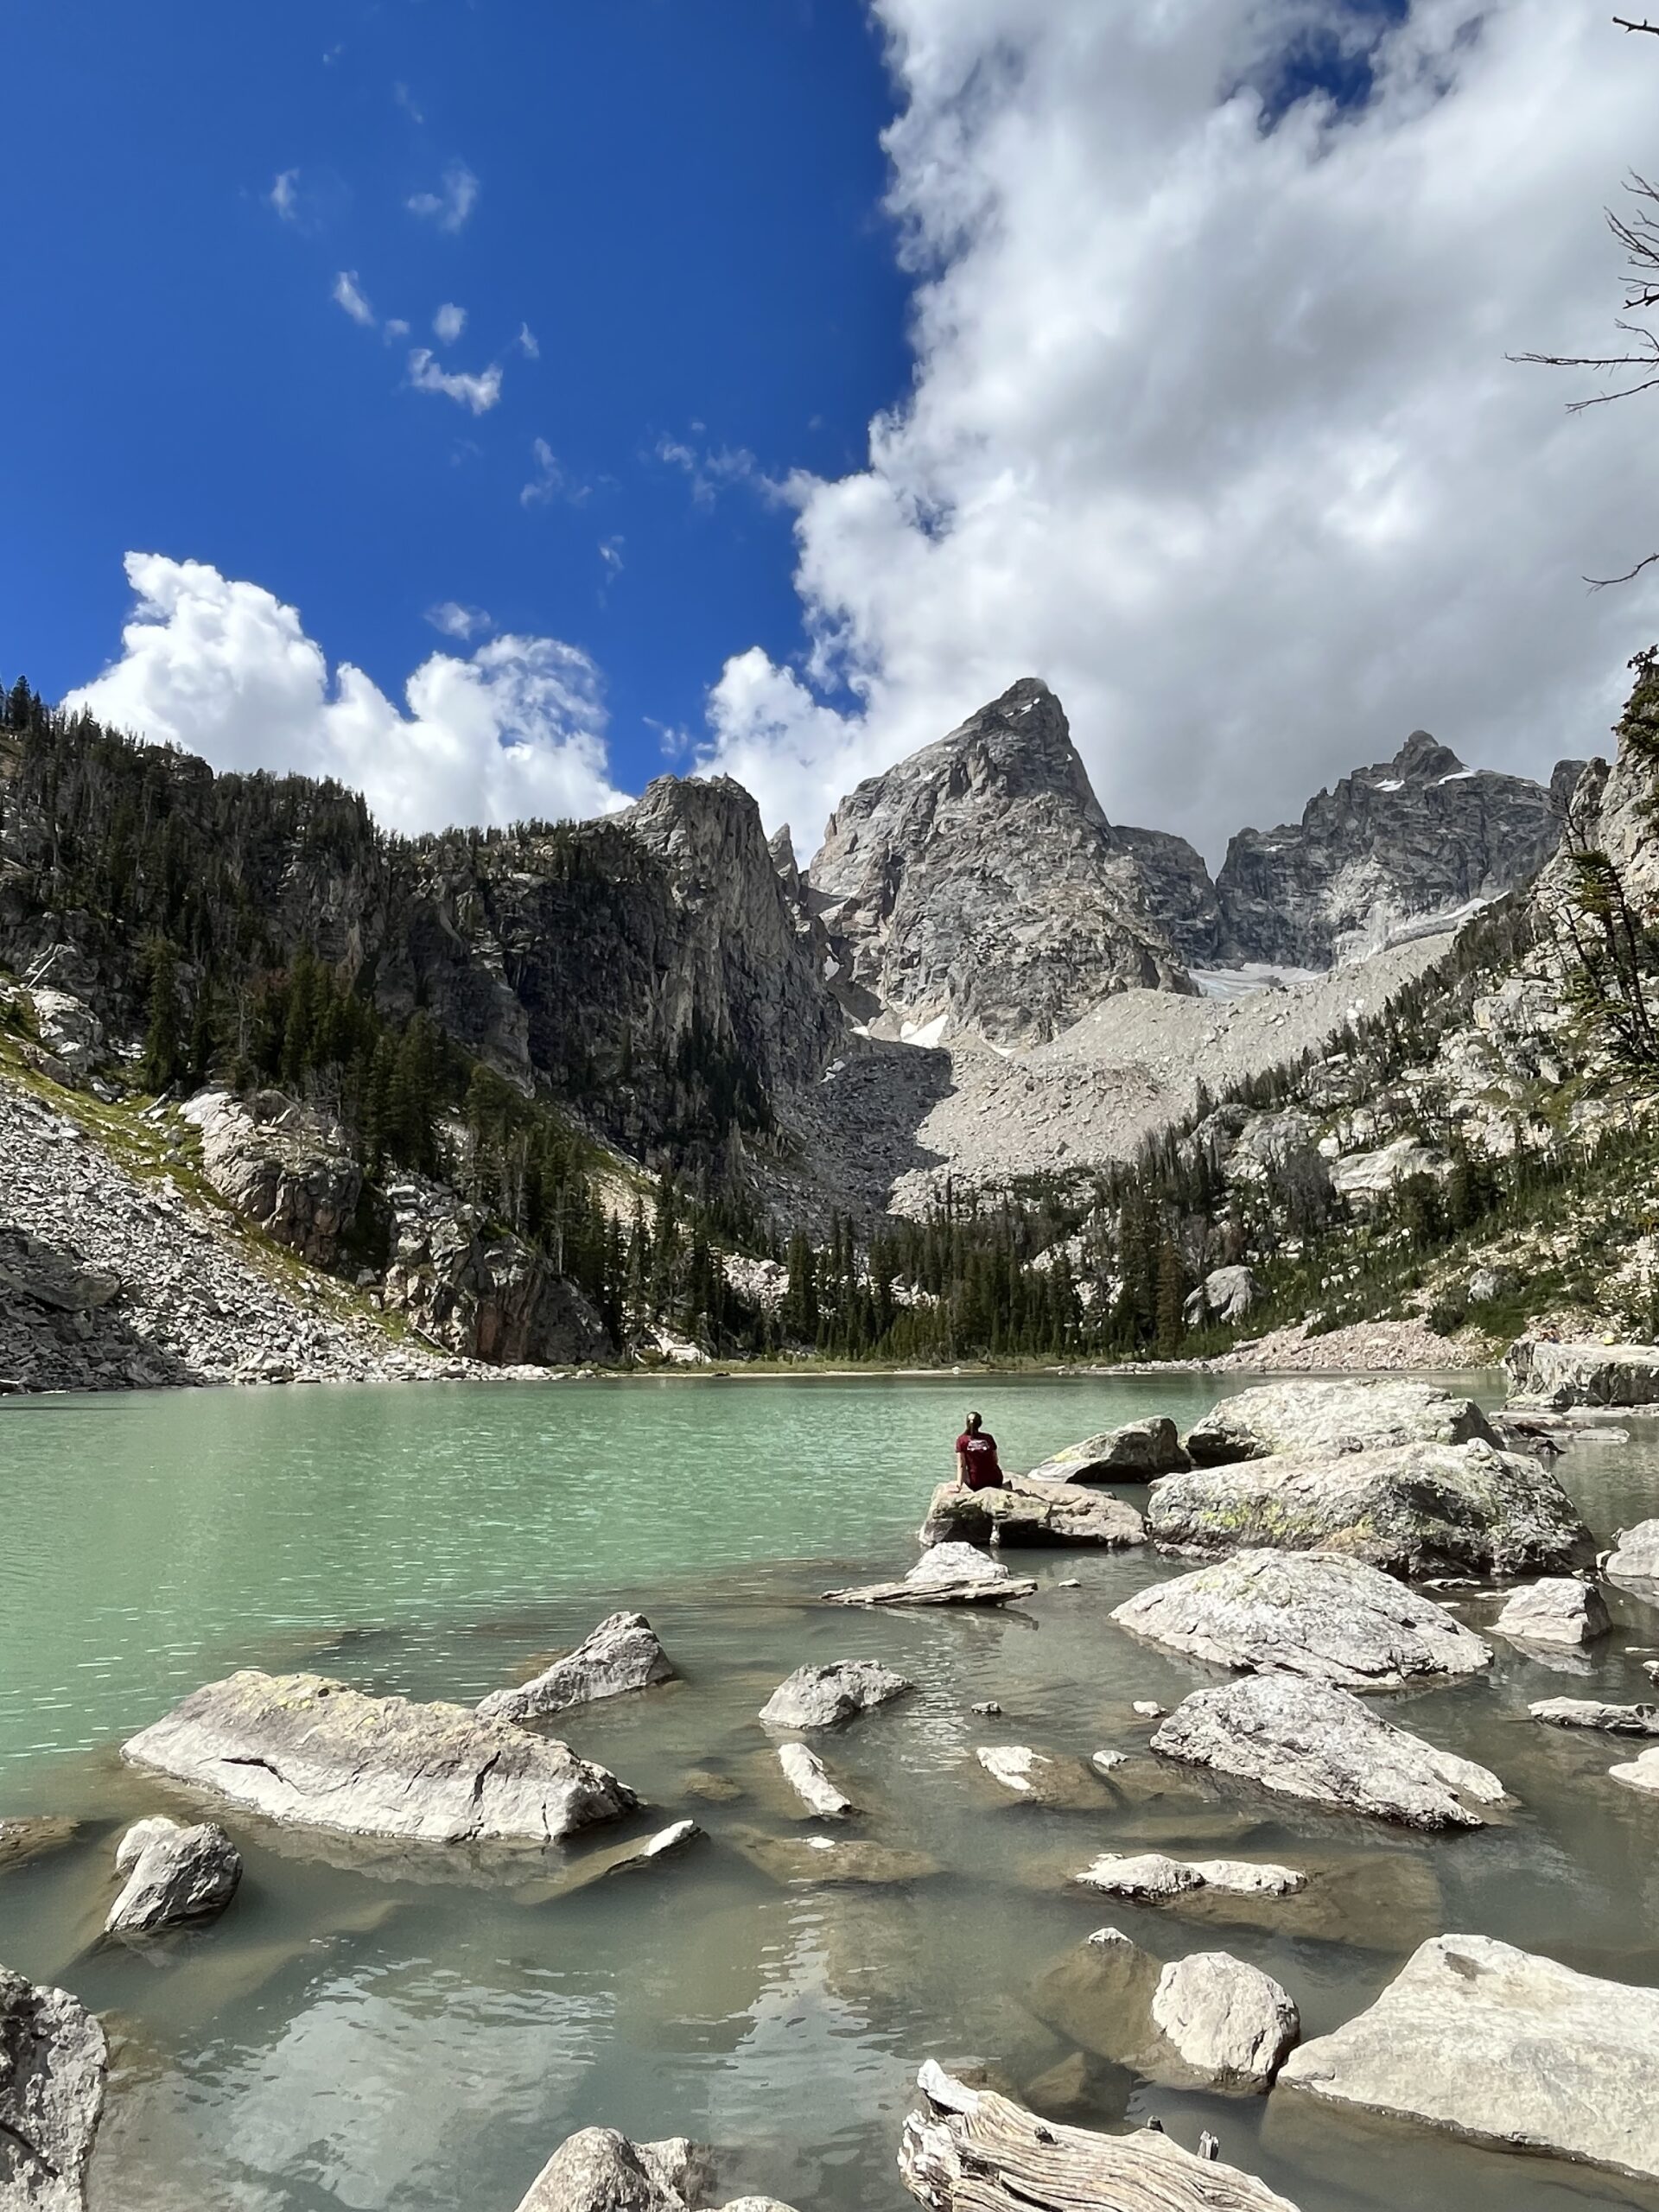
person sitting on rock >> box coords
[955,1411,1004,1491]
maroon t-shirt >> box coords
[956,1430,1003,1490]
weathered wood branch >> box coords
[897,2063,1301,2212]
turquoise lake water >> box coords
[5,1371,1659,2212]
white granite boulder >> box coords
[1183,1379,1498,1466]
[1493,1578,1609,1648]
[106,1815,241,1937]
[759,1661,912,1731]
[1027,1419,1189,1482]
[1151,1949,1299,2090]
[478,1613,676,1724]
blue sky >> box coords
[3,0,906,798]
[5,3,1659,858]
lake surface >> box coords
[7,1370,1659,2212]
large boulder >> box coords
[1150,1675,1509,1828]
[1150,1950,1299,2091]
[759,1661,913,1731]
[1112,1550,1491,1689]
[1182,1265,1260,1331]
[477,1613,676,1723]
[122,1669,638,1843]
[1504,1336,1659,1409]
[182,1088,362,1268]
[0,1964,107,2211]
[1184,1379,1498,1466]
[1607,1521,1659,1580]
[1146,1439,1592,1580]
[26,988,105,1078]
[106,1815,241,1937]
[1026,1419,1189,1482]
[1281,1933,1659,2183]
[920,1480,1146,1550]
[512,2127,713,2212]
[824,1542,1036,1607]
[1493,1577,1608,1648]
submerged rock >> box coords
[1027,1419,1189,1482]
[920,1480,1146,1550]
[776,1743,856,1819]
[1530,1698,1659,1736]
[1147,1440,1592,1580]
[1184,1379,1498,1466]
[1074,1852,1306,1902]
[477,1612,676,1724]
[122,1669,639,1844]
[974,1746,1106,1808]
[1151,1675,1508,1828]
[106,1815,242,1937]
[1493,1578,1608,1649]
[1505,1337,1659,1410]
[596,1820,704,1876]
[733,1829,938,1887]
[1112,1549,1491,1689]
[0,1963,107,2212]
[1281,1933,1659,2183]
[823,1542,1036,1607]
[759,1661,913,1731]
[1151,1950,1299,2091]
[0,1817,79,1872]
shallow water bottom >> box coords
[5,1375,1659,2212]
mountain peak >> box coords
[1388,730,1465,782]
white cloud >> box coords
[268,168,300,222]
[696,1,1659,861]
[657,432,785,510]
[407,161,479,233]
[384,317,410,340]
[432,302,467,343]
[517,323,541,359]
[67,555,627,836]
[426,601,493,640]
[520,436,585,507]
[407,346,501,414]
[393,81,424,124]
[332,270,375,328]
[599,537,625,576]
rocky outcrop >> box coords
[1504,1337,1659,1408]
[899,2062,1301,2212]
[477,1613,676,1724]
[758,1661,913,1731]
[1113,1550,1491,1688]
[1150,1950,1299,2091]
[1183,1379,1498,1465]
[122,1669,639,1843]
[777,1742,855,1818]
[1109,825,1223,966]
[1281,1934,1659,2183]
[106,1815,241,1937]
[1150,1675,1509,1827]
[0,1227,119,1314]
[1183,1265,1259,1331]
[808,679,1189,1046]
[0,1964,107,2211]
[920,1479,1146,1549]
[1073,1853,1306,1902]
[1214,731,1570,969]
[381,1182,609,1366]
[823,1541,1036,1606]
[1146,1440,1593,1580]
[1494,1578,1608,1648]
[182,1088,361,1268]
[1027,1418,1188,1481]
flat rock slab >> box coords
[478,1611,676,1724]
[974,1746,1107,1809]
[0,1963,108,2212]
[825,1541,1036,1607]
[1152,1949,1299,2091]
[777,1743,855,1818]
[1185,1380,1498,1466]
[1505,1337,1659,1409]
[1027,1417,1190,1481]
[122,1669,639,1845]
[1147,1440,1592,1580]
[1112,1549,1491,1689]
[1281,1932,1659,2183]
[899,2061,1302,2212]
[759,1662,913,1731]
[0,1817,79,1872]
[1530,1698,1659,1736]
[1075,1851,1306,1901]
[1151,1675,1508,1828]
[732,1829,939,1888]
[1493,1578,1608,1648]
[107,1815,242,1936]
[919,1480,1146,1550]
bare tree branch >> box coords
[1588,551,1659,588]
[1614,16,1659,35]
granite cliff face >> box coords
[1213,731,1576,969]
[806,678,1191,1046]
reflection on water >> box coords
[5,1375,1659,2210]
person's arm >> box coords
[956,1448,969,1485]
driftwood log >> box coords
[898,2063,1300,2212]
[822,1573,1038,1607]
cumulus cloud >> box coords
[332,270,375,327]
[696,1,1659,861]
[407,161,479,233]
[407,346,501,414]
[66,555,627,836]
[426,601,493,640]
[432,302,467,343]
